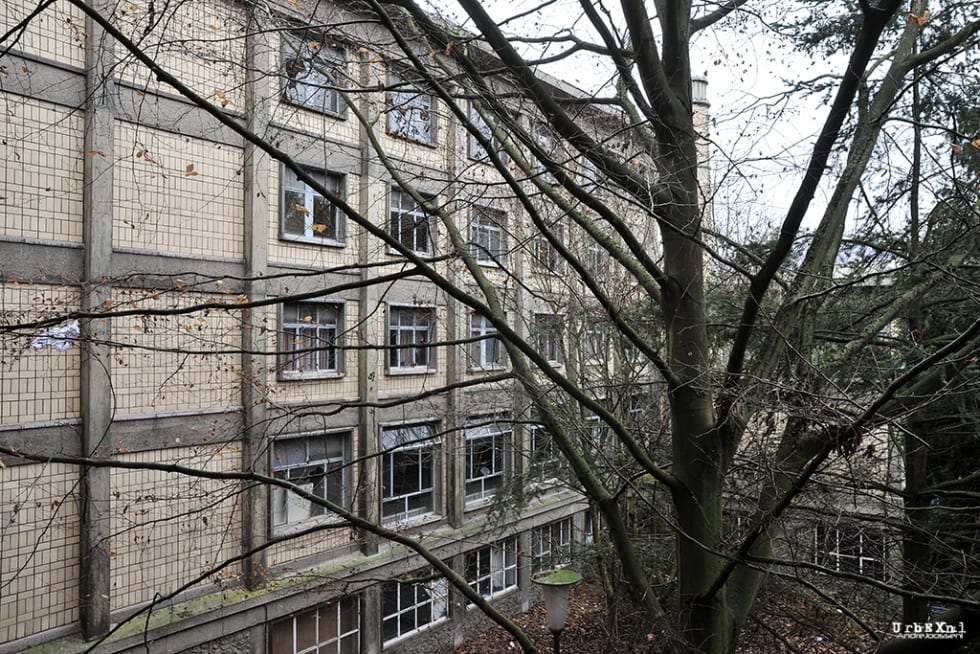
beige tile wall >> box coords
[109,445,243,610]
[0,0,86,68]
[0,283,81,425]
[110,289,242,416]
[112,0,247,107]
[0,94,84,244]
[113,122,245,259]
[0,462,80,642]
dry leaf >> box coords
[971,138,980,150]
[908,10,931,26]
[86,149,104,157]
[294,203,310,215]
[952,144,964,154]
[185,163,199,177]
[302,315,314,323]
[312,223,327,233]
[175,279,184,289]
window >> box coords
[470,207,508,265]
[280,302,342,378]
[466,537,518,600]
[465,418,509,503]
[468,313,505,369]
[382,572,449,642]
[281,167,344,245]
[389,187,434,255]
[815,524,885,580]
[468,103,498,161]
[533,313,564,365]
[529,425,561,481]
[532,225,563,273]
[583,322,607,364]
[381,424,440,521]
[532,122,559,184]
[388,306,436,371]
[282,35,346,116]
[387,72,437,145]
[270,432,347,532]
[270,596,359,654]
[583,239,608,281]
[532,518,573,572]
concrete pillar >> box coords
[79,0,116,639]
[241,8,273,590]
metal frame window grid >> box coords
[533,313,564,365]
[465,536,518,600]
[468,102,498,161]
[387,305,436,371]
[280,166,344,245]
[464,419,509,503]
[469,206,508,265]
[280,301,342,378]
[381,424,440,522]
[270,432,347,533]
[532,517,574,573]
[269,595,359,654]
[389,187,434,255]
[532,225,563,273]
[281,34,346,117]
[387,72,437,145]
[814,524,885,579]
[529,425,561,481]
[381,572,449,642]
[582,322,607,363]
[468,313,505,369]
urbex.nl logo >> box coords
[891,621,966,640]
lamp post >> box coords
[531,569,582,654]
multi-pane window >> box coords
[470,207,508,265]
[282,35,346,116]
[529,425,561,481]
[532,122,559,184]
[583,240,608,281]
[381,424,440,521]
[280,302,342,377]
[381,572,449,642]
[815,524,885,580]
[389,187,434,255]
[533,313,564,365]
[270,433,347,532]
[387,73,437,145]
[532,518,574,572]
[270,596,359,654]
[388,306,436,371]
[532,226,563,273]
[468,313,505,369]
[465,537,518,600]
[465,419,509,503]
[468,102,499,161]
[583,322,607,364]
[281,167,344,244]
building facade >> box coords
[0,0,710,652]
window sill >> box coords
[467,363,508,373]
[386,130,439,149]
[281,96,347,121]
[380,511,441,530]
[279,234,346,249]
[278,370,345,382]
[270,513,343,538]
[386,366,437,376]
[385,246,435,257]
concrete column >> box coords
[356,53,382,552]
[241,9,273,590]
[361,584,383,654]
[79,0,116,639]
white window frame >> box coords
[529,425,561,482]
[815,524,885,579]
[381,572,449,643]
[381,423,440,522]
[280,166,345,246]
[468,102,498,161]
[270,431,348,534]
[532,225,563,273]
[387,72,437,145]
[387,305,437,373]
[281,34,346,117]
[464,418,509,504]
[465,537,518,601]
[532,518,574,572]
[583,239,608,281]
[533,313,564,365]
[468,313,506,370]
[583,322,607,364]
[470,207,508,265]
[389,187,434,255]
[279,301,343,379]
[269,595,359,654]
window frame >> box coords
[380,423,441,523]
[532,518,574,573]
[269,595,359,654]
[529,424,561,482]
[533,313,564,366]
[269,431,349,535]
[387,72,438,145]
[387,305,437,373]
[279,166,345,247]
[532,225,563,274]
[582,322,608,364]
[468,102,499,161]
[381,571,449,643]
[468,313,506,370]
[388,187,435,256]
[814,524,885,580]
[464,418,510,504]
[469,206,509,266]
[281,33,347,117]
[465,537,519,601]
[278,301,344,380]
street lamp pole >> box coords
[531,569,582,654]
